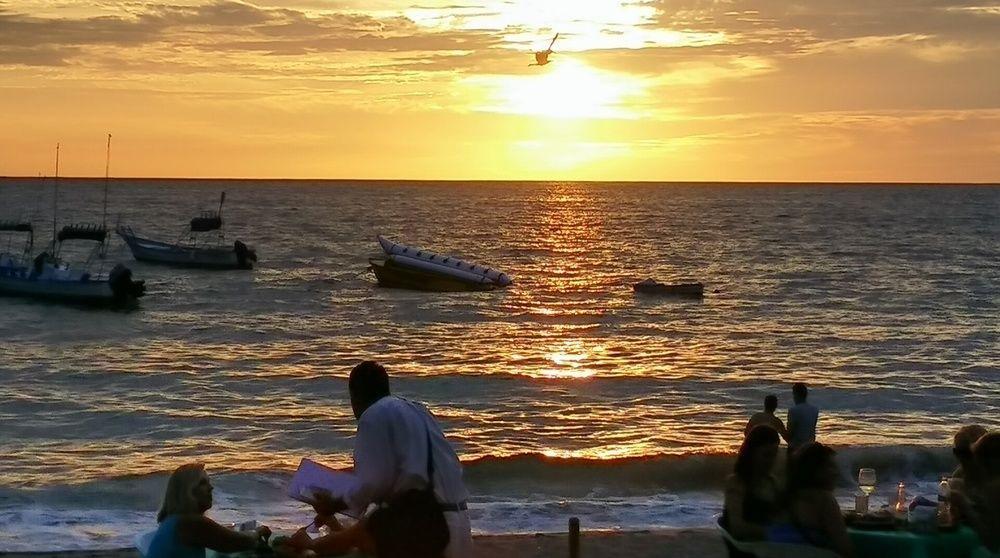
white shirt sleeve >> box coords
[345,406,396,511]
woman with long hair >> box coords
[770,442,853,557]
[722,425,782,557]
[147,464,270,558]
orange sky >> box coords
[1,0,998,181]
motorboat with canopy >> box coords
[117,192,257,269]
[0,141,146,307]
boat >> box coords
[632,278,704,297]
[0,226,146,306]
[117,192,257,269]
[371,236,512,291]
[0,220,34,277]
[369,258,499,292]
[0,142,146,307]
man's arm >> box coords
[344,409,397,511]
[775,418,790,443]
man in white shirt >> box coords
[314,361,472,558]
[786,382,819,454]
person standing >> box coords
[786,383,819,454]
[744,394,789,442]
[313,360,472,558]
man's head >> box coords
[792,382,808,404]
[764,394,778,413]
[349,360,391,419]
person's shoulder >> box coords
[357,396,398,425]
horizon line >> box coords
[1,176,998,186]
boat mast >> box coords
[52,143,59,251]
[218,191,226,240]
[103,133,111,230]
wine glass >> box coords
[858,468,877,496]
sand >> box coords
[0,528,726,558]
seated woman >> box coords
[770,442,853,558]
[722,425,782,557]
[148,463,270,558]
[952,432,1000,555]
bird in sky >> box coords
[529,33,560,66]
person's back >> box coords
[344,362,472,558]
[746,412,786,436]
[787,383,819,452]
[147,516,205,558]
[772,442,853,557]
[745,395,788,441]
[351,395,468,506]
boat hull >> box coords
[371,259,497,292]
[377,235,512,286]
[119,232,255,269]
[0,274,140,307]
[633,281,705,297]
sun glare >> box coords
[478,59,642,119]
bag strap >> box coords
[425,416,436,490]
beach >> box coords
[0,529,725,558]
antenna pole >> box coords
[218,191,226,241]
[103,133,111,230]
[52,143,60,249]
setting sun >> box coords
[476,59,644,120]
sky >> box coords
[0,0,998,181]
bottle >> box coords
[937,477,952,528]
[894,481,908,519]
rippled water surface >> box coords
[1,180,998,548]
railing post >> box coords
[569,516,580,558]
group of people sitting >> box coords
[146,361,472,558]
[724,383,1000,558]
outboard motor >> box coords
[109,263,146,301]
[234,240,257,269]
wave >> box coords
[0,446,959,551]
[465,446,956,493]
[1,445,956,504]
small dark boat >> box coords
[370,258,498,292]
[632,279,704,297]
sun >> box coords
[476,58,643,120]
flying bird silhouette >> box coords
[529,33,559,66]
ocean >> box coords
[1,179,998,550]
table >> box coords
[849,526,982,558]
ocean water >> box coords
[1,180,998,550]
